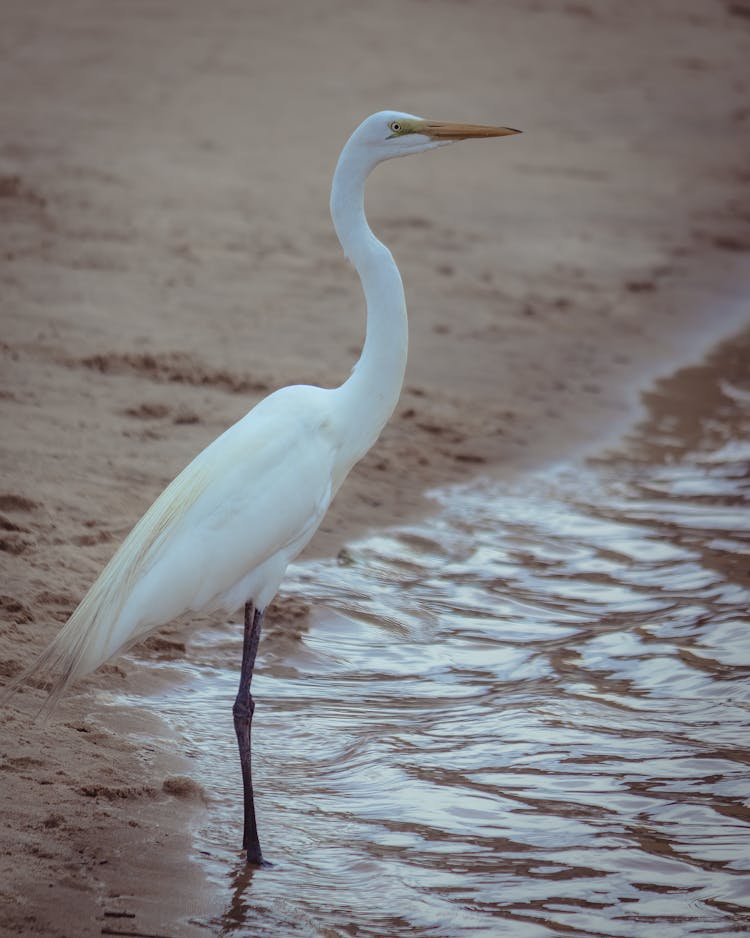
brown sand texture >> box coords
[1,1,749,935]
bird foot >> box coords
[244,849,273,868]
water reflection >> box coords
[150,333,750,937]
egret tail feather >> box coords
[2,460,213,714]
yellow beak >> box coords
[418,120,521,140]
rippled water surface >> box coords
[145,345,749,937]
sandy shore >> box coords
[1,1,750,934]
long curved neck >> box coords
[329,141,408,468]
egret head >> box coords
[350,110,521,163]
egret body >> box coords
[7,111,519,864]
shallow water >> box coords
[140,340,749,937]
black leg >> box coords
[233,601,264,865]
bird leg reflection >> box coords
[233,601,264,865]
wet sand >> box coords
[1,1,750,935]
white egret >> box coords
[5,111,520,864]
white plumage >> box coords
[8,111,517,703]
[5,110,519,862]
[27,385,349,701]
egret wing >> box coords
[12,386,340,706]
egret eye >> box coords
[389,121,402,134]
